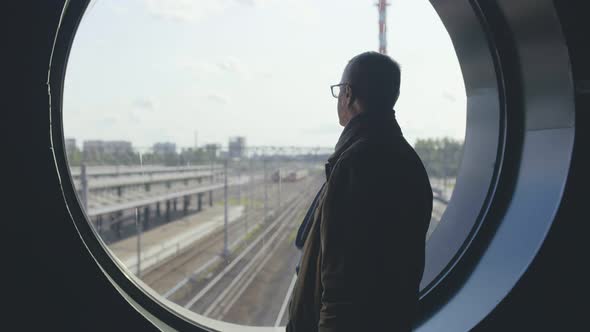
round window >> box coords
[62,0,466,328]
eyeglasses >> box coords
[330,83,350,98]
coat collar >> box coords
[328,110,402,164]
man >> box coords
[286,52,433,332]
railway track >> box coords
[140,191,300,293]
[139,175,321,297]
[179,189,312,316]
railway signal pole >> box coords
[237,159,241,203]
[244,157,250,235]
[278,166,281,210]
[262,157,268,221]
[135,208,142,277]
[223,158,230,259]
[80,163,88,210]
[135,155,148,277]
[210,158,215,183]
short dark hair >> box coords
[346,52,401,111]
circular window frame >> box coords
[418,0,505,295]
[48,0,575,331]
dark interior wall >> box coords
[474,1,588,330]
[8,2,157,331]
[6,1,587,331]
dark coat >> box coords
[286,110,433,332]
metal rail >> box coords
[77,170,219,191]
[70,164,223,178]
[87,182,226,216]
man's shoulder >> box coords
[338,135,408,165]
[333,136,426,183]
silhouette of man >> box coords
[287,52,433,332]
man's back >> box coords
[287,111,433,332]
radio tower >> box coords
[377,0,390,54]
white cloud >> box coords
[204,93,230,105]
[216,56,252,79]
[178,56,250,79]
[144,0,233,22]
[441,91,457,103]
[143,0,299,23]
[97,116,117,128]
[132,97,157,111]
[179,59,219,75]
[107,2,129,16]
[216,57,240,73]
[235,0,279,7]
[235,0,257,5]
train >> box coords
[271,169,309,183]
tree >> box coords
[414,137,464,185]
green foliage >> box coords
[124,148,215,166]
[414,137,464,179]
[140,151,180,166]
[66,148,83,166]
[179,147,213,165]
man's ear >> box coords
[346,85,355,107]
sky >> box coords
[63,0,466,151]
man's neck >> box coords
[343,108,364,127]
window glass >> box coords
[64,0,464,326]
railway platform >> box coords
[108,204,245,275]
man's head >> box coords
[335,52,401,126]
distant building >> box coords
[204,143,221,159]
[64,138,77,157]
[82,140,103,161]
[104,141,133,155]
[218,150,229,159]
[83,140,133,162]
[152,142,176,155]
[229,136,246,159]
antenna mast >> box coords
[377,0,390,54]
